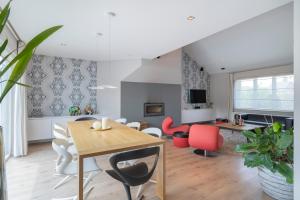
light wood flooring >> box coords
[6,140,272,200]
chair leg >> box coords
[136,185,143,199]
[122,184,132,200]
[54,175,73,189]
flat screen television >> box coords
[189,89,206,103]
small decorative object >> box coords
[102,117,109,129]
[69,106,81,116]
[84,105,94,115]
[92,121,102,131]
[235,122,293,200]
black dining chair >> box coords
[75,117,97,121]
[106,147,160,200]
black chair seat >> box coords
[107,162,149,186]
[105,147,160,200]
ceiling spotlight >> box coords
[187,16,195,21]
[60,43,67,46]
[96,32,103,36]
[107,12,116,17]
[221,67,226,70]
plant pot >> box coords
[0,126,7,200]
[258,167,293,200]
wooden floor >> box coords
[6,140,272,200]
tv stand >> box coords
[181,108,215,124]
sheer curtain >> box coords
[0,56,28,158]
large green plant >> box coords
[0,1,62,103]
[235,122,293,184]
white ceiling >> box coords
[2,0,292,61]
[184,3,293,74]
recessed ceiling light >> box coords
[187,16,195,21]
[221,67,226,70]
[60,43,67,46]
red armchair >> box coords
[162,116,190,136]
[188,124,224,156]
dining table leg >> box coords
[78,155,84,200]
[156,143,166,200]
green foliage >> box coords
[235,122,294,184]
[0,1,62,103]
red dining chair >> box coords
[188,124,224,157]
[162,116,190,136]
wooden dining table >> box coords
[68,119,166,200]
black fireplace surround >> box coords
[144,103,165,117]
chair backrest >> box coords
[115,118,127,124]
[189,125,220,151]
[142,127,162,138]
[52,139,73,174]
[53,128,68,140]
[109,147,160,186]
[53,123,67,133]
[126,122,141,130]
[162,116,173,132]
[75,117,97,121]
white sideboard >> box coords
[181,108,215,124]
[27,114,104,142]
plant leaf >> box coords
[0,50,33,102]
[0,39,8,56]
[0,1,11,34]
[0,25,63,78]
[276,161,293,184]
[276,134,293,149]
[254,128,262,135]
[242,130,257,141]
[235,143,257,153]
[261,154,274,172]
[272,122,282,133]
[244,152,262,168]
[8,80,31,88]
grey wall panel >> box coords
[121,82,181,128]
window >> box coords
[234,75,294,112]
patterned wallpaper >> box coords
[26,54,98,117]
[182,51,210,109]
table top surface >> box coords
[68,119,165,157]
[215,122,265,131]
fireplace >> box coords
[144,103,165,117]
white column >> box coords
[294,1,300,199]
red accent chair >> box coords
[188,125,224,156]
[162,116,190,136]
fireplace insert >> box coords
[144,103,165,117]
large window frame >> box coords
[233,74,294,113]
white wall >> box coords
[210,73,230,118]
[97,59,142,119]
[124,49,182,84]
[294,1,300,199]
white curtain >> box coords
[0,70,28,158]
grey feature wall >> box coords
[182,51,210,109]
[26,54,98,117]
[121,81,181,128]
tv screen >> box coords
[189,89,206,103]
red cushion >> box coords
[189,125,223,151]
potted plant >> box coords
[235,122,293,200]
[0,2,62,199]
